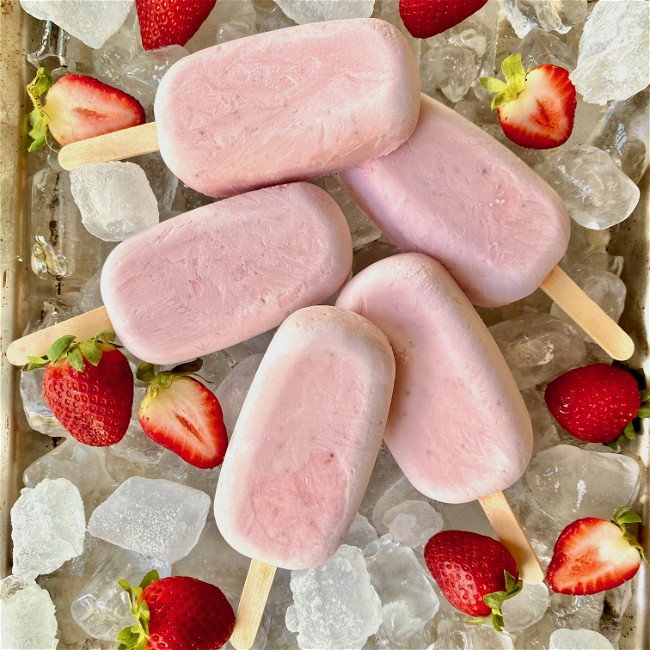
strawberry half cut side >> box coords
[137,359,228,469]
[480,53,576,149]
[547,506,648,595]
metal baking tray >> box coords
[1,4,648,649]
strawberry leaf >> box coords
[171,358,204,375]
[623,422,636,440]
[637,405,650,418]
[26,67,53,153]
[480,53,527,111]
[67,345,85,372]
[46,334,76,363]
[136,362,156,383]
[640,389,650,402]
[139,569,159,590]
[79,339,102,366]
[97,330,117,344]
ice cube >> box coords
[502,581,549,633]
[70,161,159,242]
[70,546,170,641]
[11,478,86,581]
[20,367,69,438]
[104,447,190,484]
[288,545,382,649]
[550,592,606,631]
[549,628,614,649]
[570,0,650,105]
[87,477,210,563]
[276,0,375,24]
[587,89,650,184]
[501,0,587,39]
[186,0,257,52]
[516,29,577,70]
[489,314,588,391]
[225,330,275,363]
[133,153,180,214]
[344,513,378,549]
[521,388,561,455]
[525,445,640,524]
[364,535,439,644]
[371,475,425,535]
[434,619,515,649]
[23,439,115,516]
[215,353,264,433]
[534,145,640,230]
[382,500,444,548]
[20,0,133,49]
[0,576,58,649]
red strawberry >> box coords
[136,0,217,50]
[399,0,488,39]
[137,359,227,468]
[480,54,576,149]
[424,530,522,630]
[118,570,235,650]
[26,68,145,152]
[547,507,648,595]
[544,363,647,444]
[26,331,134,446]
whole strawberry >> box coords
[136,0,217,50]
[424,530,522,630]
[26,331,134,446]
[137,359,228,468]
[26,68,145,152]
[399,0,488,39]
[544,363,648,444]
[118,570,235,650]
[480,54,576,149]
[547,507,648,595]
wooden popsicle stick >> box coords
[57,122,159,170]
[479,491,544,585]
[5,306,112,366]
[230,559,277,650]
[541,266,634,361]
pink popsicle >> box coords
[100,183,352,364]
[339,94,570,308]
[154,18,421,197]
[336,253,533,504]
[214,305,395,570]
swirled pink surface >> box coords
[155,18,421,197]
[215,306,395,570]
[101,183,352,364]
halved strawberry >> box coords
[399,0,488,39]
[547,507,648,595]
[136,0,217,50]
[480,54,576,149]
[26,68,145,151]
[137,359,227,469]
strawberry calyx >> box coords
[480,54,528,111]
[606,387,650,450]
[24,330,118,372]
[137,358,206,405]
[117,569,159,650]
[466,570,522,632]
[612,507,649,565]
[26,67,54,153]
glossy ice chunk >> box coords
[526,445,640,524]
[570,0,650,105]
[517,29,577,70]
[344,514,378,549]
[337,254,533,503]
[435,620,515,649]
[535,145,640,230]
[339,95,570,307]
[11,479,85,580]
[364,536,439,644]
[286,545,382,649]
[382,500,444,548]
[549,628,614,649]
[70,546,170,641]
[0,576,58,650]
[156,19,420,197]
[70,162,159,242]
[20,0,132,49]
[502,0,587,38]
[101,183,353,364]
[215,306,395,569]
[502,582,549,632]
[20,367,69,438]
[87,477,210,563]
[276,0,375,23]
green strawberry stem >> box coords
[137,358,207,404]
[117,569,159,650]
[612,507,649,565]
[23,330,118,372]
[605,386,650,450]
[466,570,522,632]
[26,67,53,152]
[480,54,528,111]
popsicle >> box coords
[336,253,543,583]
[57,18,422,197]
[338,94,634,361]
[215,305,396,648]
[6,183,353,366]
